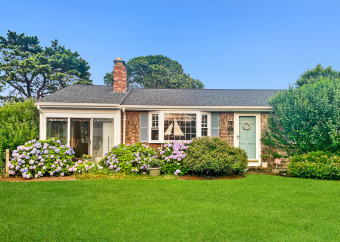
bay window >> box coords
[149,111,210,142]
[164,113,196,141]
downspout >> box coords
[119,87,133,145]
[36,104,43,140]
[122,107,126,144]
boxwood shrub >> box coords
[8,138,98,179]
[99,143,157,174]
[184,136,248,176]
[289,151,340,180]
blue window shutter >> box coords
[211,113,219,137]
[140,113,149,142]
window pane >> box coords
[201,128,208,136]
[71,118,90,158]
[201,115,208,128]
[152,114,159,128]
[151,129,159,140]
[92,119,114,161]
[46,118,68,144]
[164,113,196,141]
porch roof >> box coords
[37,85,127,104]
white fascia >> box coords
[121,105,273,112]
[35,102,120,108]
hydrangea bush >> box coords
[159,141,191,175]
[8,138,98,179]
[99,143,157,174]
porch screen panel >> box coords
[93,119,114,160]
[46,118,68,144]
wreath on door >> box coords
[242,122,251,130]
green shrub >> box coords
[159,141,190,175]
[99,143,157,174]
[289,151,340,180]
[264,78,340,154]
[184,137,248,176]
[0,99,39,175]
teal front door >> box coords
[239,116,256,160]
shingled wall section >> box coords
[122,111,270,157]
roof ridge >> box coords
[132,88,282,91]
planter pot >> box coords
[149,167,161,177]
[94,157,102,163]
[262,162,268,169]
[279,170,288,176]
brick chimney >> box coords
[113,57,127,92]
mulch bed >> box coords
[1,174,245,182]
[0,176,76,182]
[178,175,245,180]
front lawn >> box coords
[0,175,339,241]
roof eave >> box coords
[120,105,273,112]
[35,102,120,108]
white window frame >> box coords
[148,111,211,143]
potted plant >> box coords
[261,154,269,168]
[149,159,163,177]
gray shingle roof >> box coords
[37,85,127,104]
[121,88,279,106]
[38,85,279,106]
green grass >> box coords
[0,175,339,241]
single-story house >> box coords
[35,58,279,167]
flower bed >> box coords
[8,139,98,179]
[99,143,157,174]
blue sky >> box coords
[1,0,340,89]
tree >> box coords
[103,71,113,86]
[262,78,340,154]
[104,55,204,89]
[0,99,39,175]
[0,31,92,101]
[296,64,340,87]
